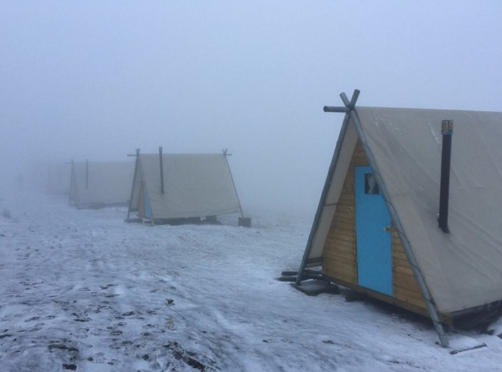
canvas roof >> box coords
[70,161,135,207]
[130,153,241,219]
[306,106,502,314]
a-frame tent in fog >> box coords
[127,149,243,225]
[296,90,502,347]
[69,160,135,209]
[47,163,71,195]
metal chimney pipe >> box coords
[159,147,165,194]
[438,120,453,233]
[86,159,89,190]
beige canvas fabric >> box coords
[355,107,502,313]
[131,154,241,219]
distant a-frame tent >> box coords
[69,161,135,209]
[127,149,243,224]
[296,90,502,347]
[48,163,71,195]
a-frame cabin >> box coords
[127,149,244,225]
[297,90,502,346]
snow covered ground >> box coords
[1,191,502,372]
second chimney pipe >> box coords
[159,147,165,194]
[438,120,453,233]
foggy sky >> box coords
[1,1,502,217]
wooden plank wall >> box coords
[392,228,427,309]
[322,139,428,314]
[322,140,367,284]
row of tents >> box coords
[48,91,502,348]
[48,150,244,225]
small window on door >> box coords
[364,173,380,194]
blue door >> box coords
[354,166,392,296]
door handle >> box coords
[383,226,391,232]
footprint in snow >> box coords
[24,316,41,322]
[100,284,117,290]
[47,339,92,371]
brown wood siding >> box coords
[322,139,429,315]
[391,228,427,310]
[322,140,368,283]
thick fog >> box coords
[1,1,502,217]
